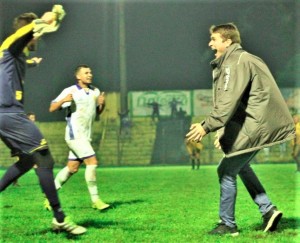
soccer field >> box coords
[0,164,299,242]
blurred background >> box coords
[0,0,299,167]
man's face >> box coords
[208,32,231,59]
[28,114,36,122]
[76,67,93,85]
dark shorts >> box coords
[192,148,201,156]
[0,112,48,156]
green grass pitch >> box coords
[0,164,299,242]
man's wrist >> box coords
[201,121,210,134]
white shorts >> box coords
[66,139,95,160]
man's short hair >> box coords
[26,111,35,117]
[74,64,90,76]
[209,23,241,44]
[13,12,38,31]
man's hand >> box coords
[63,94,73,103]
[40,12,57,24]
[49,93,73,112]
[30,57,43,65]
[186,123,207,142]
[97,92,105,107]
[97,92,105,114]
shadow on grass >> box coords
[66,199,145,212]
[2,205,13,208]
[278,217,300,230]
[81,219,116,228]
[26,220,118,239]
[253,217,300,231]
[22,200,146,238]
[25,228,87,239]
[109,199,145,208]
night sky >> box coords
[0,0,298,121]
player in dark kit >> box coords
[0,6,86,235]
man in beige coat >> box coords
[186,23,295,236]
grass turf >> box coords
[0,164,299,242]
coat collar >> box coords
[210,43,243,68]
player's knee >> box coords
[67,162,80,173]
[84,155,98,165]
[69,167,79,174]
[16,154,36,172]
[31,149,55,169]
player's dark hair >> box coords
[13,12,38,31]
[74,64,90,76]
[209,23,241,44]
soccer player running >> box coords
[186,23,295,236]
[0,6,86,235]
[47,64,110,211]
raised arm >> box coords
[1,6,65,58]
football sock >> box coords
[54,166,72,190]
[85,165,99,202]
[35,167,65,223]
[0,160,33,192]
[191,159,195,169]
[197,159,200,168]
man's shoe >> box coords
[92,199,110,211]
[208,223,239,236]
[52,217,87,235]
[262,206,283,232]
[44,199,52,211]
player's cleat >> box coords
[208,222,239,236]
[92,199,110,211]
[262,206,283,232]
[52,216,87,235]
[44,198,52,211]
